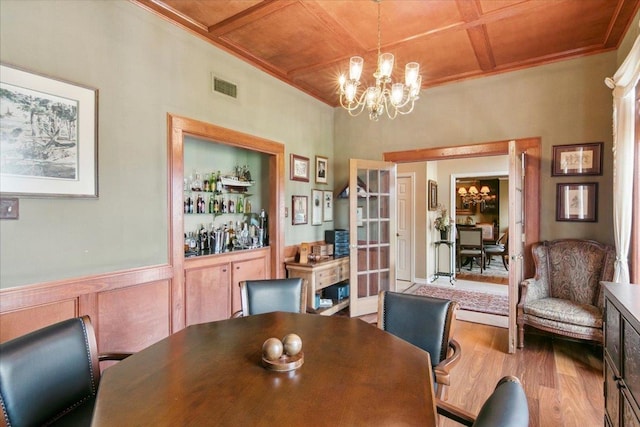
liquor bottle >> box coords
[216,171,223,192]
[213,196,220,214]
[209,194,215,214]
[188,195,194,214]
[237,196,244,213]
[229,199,235,214]
[191,173,202,191]
[196,194,203,214]
[245,198,251,213]
[203,178,210,192]
[259,209,269,246]
[221,196,227,214]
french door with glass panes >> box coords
[348,159,397,317]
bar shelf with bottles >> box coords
[184,167,268,258]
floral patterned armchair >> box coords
[517,239,615,348]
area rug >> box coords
[413,285,508,316]
[456,257,509,285]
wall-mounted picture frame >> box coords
[428,180,438,211]
[311,189,323,225]
[556,182,598,222]
[292,195,308,225]
[315,155,328,184]
[0,64,98,197]
[290,154,309,182]
[552,142,603,176]
[323,190,333,222]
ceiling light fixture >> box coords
[458,185,494,205]
[338,0,421,121]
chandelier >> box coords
[338,0,421,121]
[458,185,494,205]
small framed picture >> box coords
[428,180,438,211]
[290,154,310,182]
[311,189,323,225]
[315,155,328,184]
[323,190,333,222]
[556,182,598,222]
[552,142,603,176]
[292,195,308,225]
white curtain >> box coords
[605,31,640,283]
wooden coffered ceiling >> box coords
[132,0,639,106]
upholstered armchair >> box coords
[517,239,615,348]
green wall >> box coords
[333,52,618,246]
[0,0,333,288]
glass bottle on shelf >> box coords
[237,195,244,213]
[245,198,251,213]
[191,172,203,191]
[216,171,223,192]
[209,194,215,214]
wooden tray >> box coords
[262,351,304,372]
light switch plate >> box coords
[0,198,19,219]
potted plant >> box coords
[434,204,452,240]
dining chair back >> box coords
[0,316,130,427]
[377,291,461,399]
[457,228,485,273]
[237,278,307,317]
[436,376,529,426]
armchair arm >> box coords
[518,277,548,306]
[434,338,461,386]
[99,353,132,362]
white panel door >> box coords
[396,175,413,282]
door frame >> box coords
[383,138,540,280]
[384,138,540,353]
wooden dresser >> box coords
[285,257,349,316]
[604,282,640,427]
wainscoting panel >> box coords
[0,299,78,342]
[97,280,172,353]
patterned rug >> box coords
[413,285,508,316]
[456,256,509,285]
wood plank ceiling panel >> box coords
[131,0,640,106]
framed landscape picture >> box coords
[556,182,598,222]
[552,142,603,176]
[0,64,98,197]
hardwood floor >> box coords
[441,321,603,427]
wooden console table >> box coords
[285,257,349,316]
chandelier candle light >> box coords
[338,0,421,121]
[458,185,493,205]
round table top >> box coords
[92,312,437,426]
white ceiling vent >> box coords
[212,75,238,99]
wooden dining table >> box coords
[92,312,438,426]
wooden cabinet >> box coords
[184,247,270,324]
[604,282,640,427]
[285,257,349,316]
